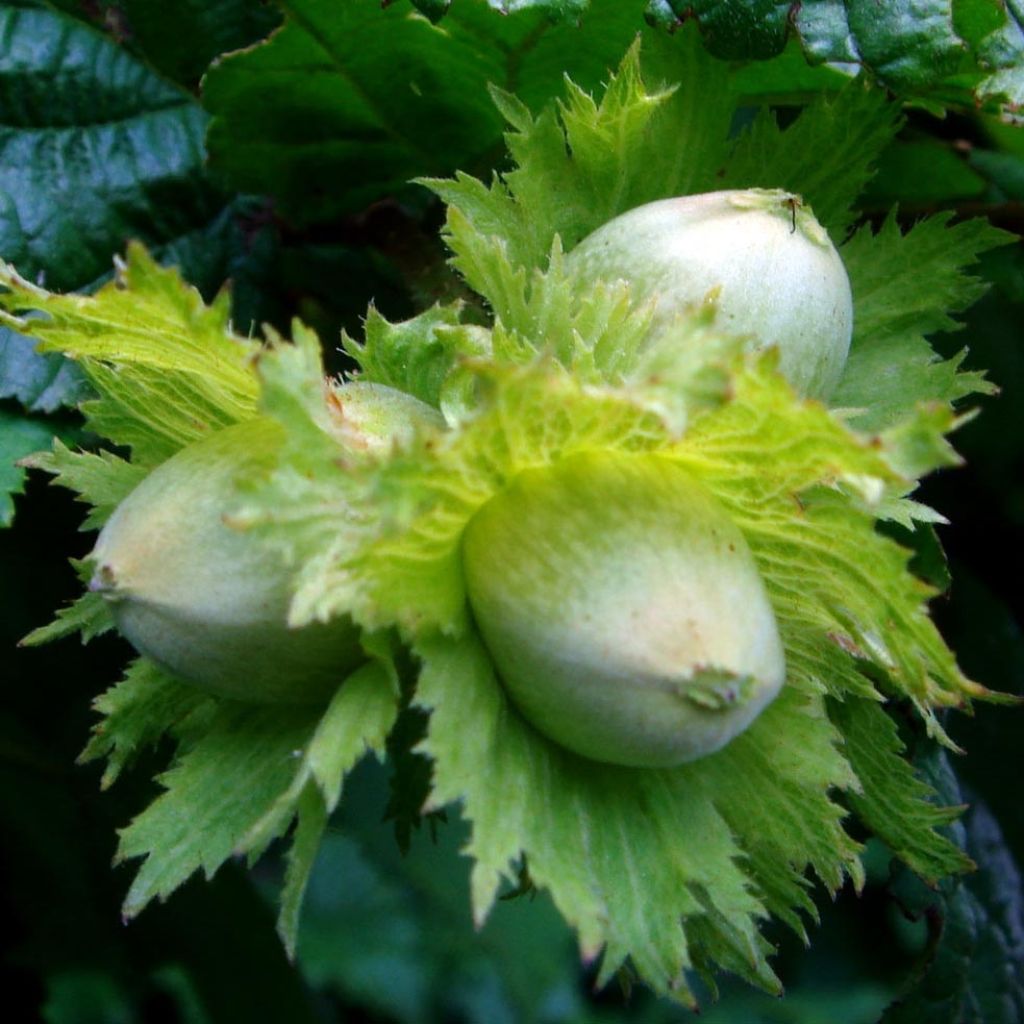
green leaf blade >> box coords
[836,212,1012,432]
[0,328,90,413]
[203,0,510,224]
[0,407,60,526]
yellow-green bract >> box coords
[462,451,786,767]
[566,188,853,400]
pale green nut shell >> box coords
[462,452,786,767]
[325,379,446,451]
[90,418,361,703]
[566,188,853,400]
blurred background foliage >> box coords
[1,1,1022,1021]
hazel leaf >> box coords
[0,407,62,526]
[278,783,329,958]
[835,212,1012,432]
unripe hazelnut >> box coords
[462,451,785,766]
[566,189,853,399]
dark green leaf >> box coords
[953,0,1010,47]
[411,0,594,21]
[0,4,270,412]
[203,0,515,225]
[798,1,988,96]
[795,0,860,64]
[729,39,853,98]
[410,0,453,21]
[42,970,135,1024]
[145,197,285,338]
[118,0,281,87]
[0,6,221,291]
[28,0,281,90]
[969,147,1024,201]
[0,330,90,413]
[203,0,649,225]
[0,407,61,525]
[645,1,795,59]
[843,0,966,90]
[863,140,989,207]
[881,799,1024,1024]
[647,0,1024,108]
